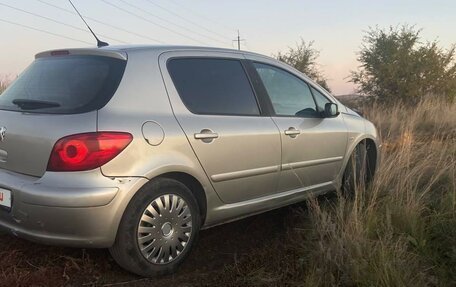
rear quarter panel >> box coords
[97,49,223,226]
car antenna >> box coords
[68,0,109,48]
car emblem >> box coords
[0,127,6,142]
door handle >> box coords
[284,127,300,137]
[194,129,219,142]
[194,133,219,140]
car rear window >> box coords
[167,58,260,116]
[0,55,126,114]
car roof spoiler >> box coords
[35,48,127,61]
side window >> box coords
[253,63,318,117]
[311,87,331,112]
[167,58,260,116]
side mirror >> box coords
[324,103,339,118]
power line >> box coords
[117,0,228,46]
[143,0,232,42]
[36,0,165,44]
[0,2,127,44]
[167,0,235,33]
[99,0,209,45]
[0,18,92,45]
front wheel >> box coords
[110,178,201,277]
[342,142,368,196]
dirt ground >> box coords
[0,205,294,287]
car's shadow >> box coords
[0,202,305,286]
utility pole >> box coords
[233,30,245,50]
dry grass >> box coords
[314,101,454,286]
[365,97,456,141]
[207,98,456,286]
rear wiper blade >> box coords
[12,99,61,110]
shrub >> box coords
[276,39,331,92]
[350,25,456,104]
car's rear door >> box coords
[159,51,281,204]
[244,56,348,193]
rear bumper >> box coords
[0,169,147,248]
[0,203,119,247]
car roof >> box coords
[101,44,257,54]
[36,44,272,61]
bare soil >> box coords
[0,206,294,287]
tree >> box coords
[276,39,331,92]
[350,25,456,104]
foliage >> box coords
[276,39,332,92]
[351,25,456,104]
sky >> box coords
[0,0,455,95]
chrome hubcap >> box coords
[137,194,192,264]
[161,222,173,237]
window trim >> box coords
[310,86,331,113]
[166,56,264,117]
[249,61,330,119]
[242,60,275,116]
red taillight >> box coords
[47,132,133,172]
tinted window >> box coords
[254,63,317,117]
[0,55,126,114]
[168,58,260,116]
[311,87,331,112]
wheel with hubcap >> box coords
[110,178,201,277]
[137,194,193,264]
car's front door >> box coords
[249,60,348,192]
[160,52,281,204]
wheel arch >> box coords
[109,164,216,248]
[156,172,208,225]
[337,135,380,188]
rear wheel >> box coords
[110,178,201,277]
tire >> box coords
[342,142,368,197]
[110,178,201,277]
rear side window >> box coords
[167,58,260,116]
[0,55,126,114]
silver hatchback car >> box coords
[0,45,379,276]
